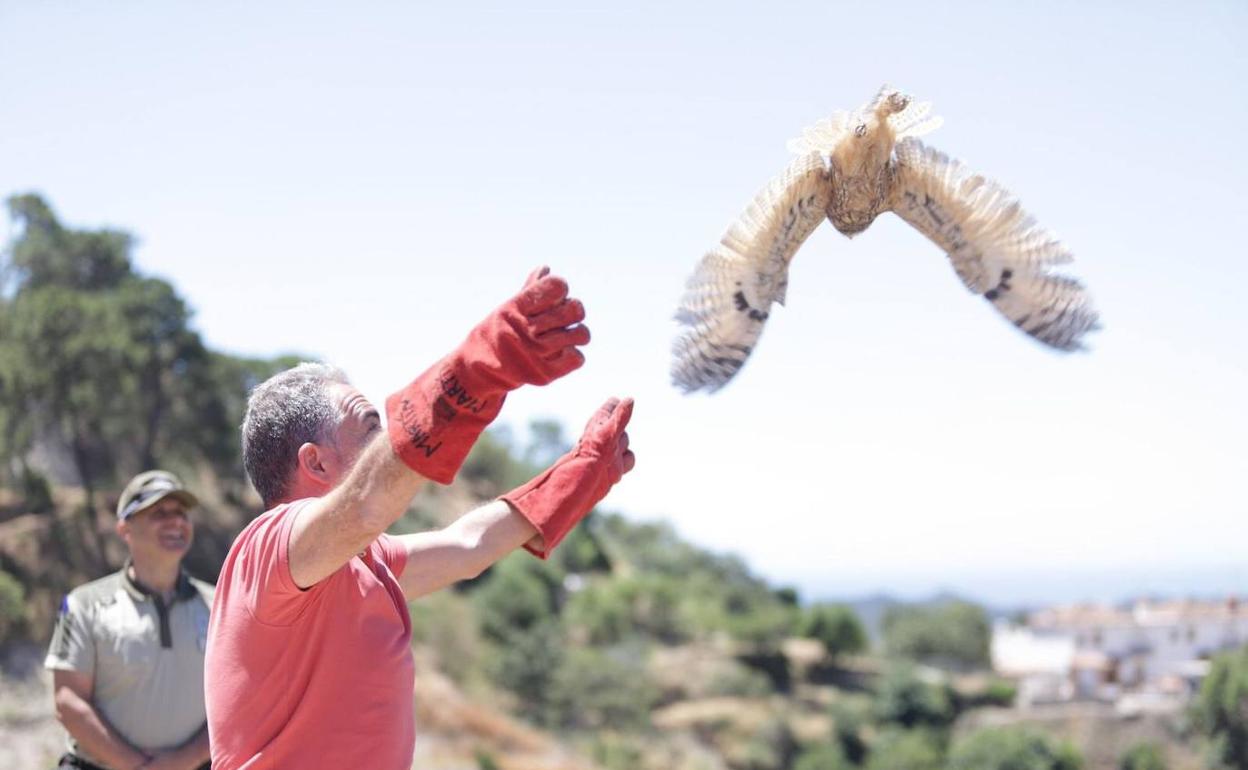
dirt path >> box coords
[1,645,64,770]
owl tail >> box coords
[671,251,786,394]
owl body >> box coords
[823,89,907,235]
[671,85,1100,394]
[827,159,892,236]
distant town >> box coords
[993,596,1248,713]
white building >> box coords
[992,598,1248,704]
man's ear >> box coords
[296,442,333,485]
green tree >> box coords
[947,728,1082,770]
[793,743,853,770]
[523,418,569,469]
[1192,645,1248,769]
[564,575,689,646]
[594,512,798,645]
[473,555,561,643]
[5,193,131,291]
[195,352,306,482]
[564,578,633,645]
[550,514,611,574]
[0,283,130,517]
[490,619,565,724]
[547,646,657,730]
[873,664,956,730]
[0,570,26,644]
[799,604,867,661]
[0,195,296,514]
[864,728,943,770]
[460,429,534,493]
[1118,742,1166,770]
[882,600,991,669]
[828,699,870,764]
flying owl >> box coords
[671,85,1100,393]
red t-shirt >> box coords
[204,500,414,769]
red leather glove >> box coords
[502,397,636,559]
[386,267,590,483]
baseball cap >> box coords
[116,470,199,521]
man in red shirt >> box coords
[204,268,635,769]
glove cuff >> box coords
[386,358,505,484]
[500,453,605,559]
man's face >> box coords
[325,384,383,483]
[120,497,193,560]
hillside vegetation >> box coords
[4,195,1220,770]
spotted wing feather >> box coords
[889,137,1099,350]
[672,153,831,393]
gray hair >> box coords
[242,362,351,507]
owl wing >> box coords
[672,152,832,393]
[888,137,1100,350]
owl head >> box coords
[787,86,942,156]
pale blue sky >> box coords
[2,1,1245,606]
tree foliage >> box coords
[793,743,854,770]
[0,569,26,644]
[946,727,1082,770]
[798,604,868,660]
[473,555,562,643]
[1117,742,1166,770]
[864,728,944,770]
[1192,645,1248,769]
[873,664,956,730]
[882,600,991,669]
[547,646,657,730]
[0,194,297,510]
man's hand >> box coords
[386,267,590,483]
[140,743,209,770]
[502,397,636,557]
[139,754,179,770]
[463,266,590,388]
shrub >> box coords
[865,728,944,770]
[798,604,867,660]
[547,646,657,730]
[408,592,480,683]
[793,743,853,770]
[1118,741,1166,770]
[19,466,53,512]
[883,600,991,669]
[0,569,25,644]
[490,620,565,724]
[473,555,561,642]
[947,727,1082,770]
[874,664,956,730]
[829,699,870,764]
[1192,645,1248,769]
[705,662,775,698]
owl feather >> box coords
[671,153,831,393]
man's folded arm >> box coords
[52,669,151,770]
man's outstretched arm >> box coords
[394,499,535,598]
[289,267,589,589]
[395,397,636,597]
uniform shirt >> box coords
[44,563,214,765]
[204,500,413,770]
